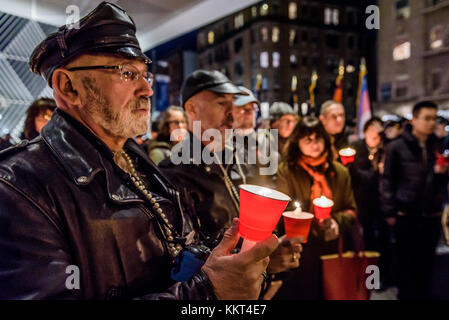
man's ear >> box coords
[51,69,81,106]
[319,114,325,123]
[184,99,197,118]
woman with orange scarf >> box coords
[273,116,357,300]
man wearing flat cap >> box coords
[0,2,279,300]
[160,71,303,295]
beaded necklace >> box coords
[117,150,183,258]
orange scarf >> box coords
[298,152,333,212]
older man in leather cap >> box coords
[160,70,303,297]
[0,2,279,300]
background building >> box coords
[194,0,376,119]
[377,0,449,116]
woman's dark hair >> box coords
[24,98,56,140]
[285,116,333,167]
[157,106,189,143]
[363,116,382,133]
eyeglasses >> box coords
[67,64,154,85]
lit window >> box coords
[260,51,269,68]
[289,2,298,19]
[260,4,269,16]
[272,52,280,68]
[393,40,411,61]
[252,6,258,18]
[261,27,269,42]
[289,29,296,46]
[290,54,298,68]
[234,14,244,29]
[324,8,332,25]
[396,0,410,20]
[430,25,443,50]
[332,9,339,25]
[208,31,215,45]
[272,27,280,43]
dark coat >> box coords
[381,126,448,218]
[0,110,215,300]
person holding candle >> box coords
[273,116,357,300]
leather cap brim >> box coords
[207,82,249,95]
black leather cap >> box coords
[29,1,150,87]
[181,70,247,107]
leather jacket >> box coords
[159,133,243,242]
[0,110,216,300]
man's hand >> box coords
[386,217,397,227]
[201,218,279,300]
[434,164,449,174]
[267,235,303,274]
[318,218,339,242]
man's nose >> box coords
[137,77,153,98]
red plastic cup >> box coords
[436,153,449,166]
[283,211,314,243]
[239,184,291,242]
[339,148,356,165]
[313,196,334,220]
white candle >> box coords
[339,147,356,157]
[313,195,334,208]
[294,201,302,216]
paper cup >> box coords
[239,184,290,242]
[283,211,314,243]
[339,148,356,165]
[313,197,334,220]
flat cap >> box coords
[234,86,260,107]
[29,1,150,87]
[270,102,295,122]
[181,70,247,107]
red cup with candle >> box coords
[239,184,290,242]
[283,202,314,243]
[436,151,449,166]
[313,196,334,220]
[339,148,356,165]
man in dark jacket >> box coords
[160,70,303,283]
[0,2,279,300]
[319,100,350,158]
[381,101,448,300]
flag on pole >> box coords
[356,58,372,139]
[308,71,318,113]
[333,59,344,103]
[291,76,299,113]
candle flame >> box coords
[294,201,300,209]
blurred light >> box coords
[0,114,2,120]
[431,40,443,49]
[346,65,355,73]
[445,125,449,132]
[2,128,9,134]
[393,41,411,61]
[157,60,168,68]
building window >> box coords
[260,51,269,68]
[326,56,339,73]
[312,56,320,68]
[380,83,392,102]
[261,27,269,42]
[332,9,339,25]
[290,54,298,68]
[251,53,257,69]
[325,8,339,25]
[260,4,269,16]
[310,6,319,19]
[208,31,215,45]
[234,37,243,53]
[250,28,256,44]
[198,33,206,48]
[325,34,340,49]
[272,27,280,43]
[234,61,243,76]
[252,6,258,18]
[324,8,332,25]
[302,55,308,67]
[234,14,244,29]
[347,35,355,50]
[302,31,308,43]
[431,70,442,91]
[262,77,269,91]
[396,83,409,97]
[289,2,298,20]
[430,25,444,50]
[208,52,213,65]
[289,29,297,46]
[272,52,280,68]
[396,0,410,20]
[311,30,319,46]
[274,74,281,91]
[393,40,411,61]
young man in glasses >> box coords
[0,2,279,300]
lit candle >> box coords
[339,147,356,157]
[294,201,302,216]
[313,195,333,208]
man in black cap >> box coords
[160,70,303,295]
[0,2,278,300]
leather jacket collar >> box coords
[41,109,145,203]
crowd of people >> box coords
[0,2,448,301]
